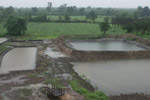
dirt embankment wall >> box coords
[54,34,150,61]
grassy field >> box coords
[0,22,126,40]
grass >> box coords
[0,43,12,54]
[0,22,126,40]
[17,89,32,96]
[17,89,32,98]
[69,80,109,100]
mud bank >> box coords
[53,34,150,61]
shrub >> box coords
[69,80,109,100]
[4,16,27,36]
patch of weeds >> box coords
[26,73,38,77]
[43,68,53,77]
[44,78,60,85]
[72,73,77,77]
[44,78,65,89]
[125,37,136,41]
[0,97,3,100]
[0,42,13,54]
[80,74,91,83]
[69,80,109,100]
[17,89,32,98]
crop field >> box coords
[0,22,126,40]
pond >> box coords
[73,59,150,95]
[0,47,37,74]
[0,38,7,44]
[45,47,66,58]
[70,41,145,51]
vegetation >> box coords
[86,10,97,22]
[4,16,27,36]
[17,89,32,98]
[69,80,109,100]
[0,43,12,54]
[0,22,126,40]
[64,14,71,21]
[99,21,110,35]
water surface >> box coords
[0,47,37,74]
[45,47,66,58]
[0,38,7,44]
[73,59,150,95]
[70,41,144,51]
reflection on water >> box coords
[70,41,144,51]
[73,59,150,95]
[0,47,37,74]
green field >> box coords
[0,22,126,40]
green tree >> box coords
[4,16,27,36]
[32,7,38,15]
[87,10,97,22]
[47,2,52,14]
[64,14,71,21]
[123,23,134,33]
[99,21,110,35]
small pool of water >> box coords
[0,38,7,44]
[45,47,66,58]
[73,59,150,95]
[70,41,144,51]
[0,47,37,74]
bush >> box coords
[4,16,27,36]
[64,14,71,21]
[30,14,49,22]
[69,80,109,100]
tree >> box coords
[87,10,97,22]
[32,7,38,15]
[1,6,14,20]
[4,16,27,36]
[58,4,67,14]
[123,23,134,33]
[79,8,85,15]
[64,14,71,21]
[58,16,63,21]
[47,2,52,13]
[67,6,75,15]
[99,21,110,35]
[104,17,109,23]
[141,6,150,16]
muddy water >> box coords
[70,41,144,51]
[0,38,7,44]
[73,59,150,95]
[0,47,37,74]
[45,47,66,58]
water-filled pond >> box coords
[45,47,66,58]
[0,47,37,74]
[0,38,7,44]
[70,41,145,51]
[73,59,150,95]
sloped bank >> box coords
[53,34,150,61]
